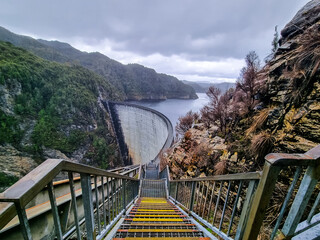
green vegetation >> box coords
[0,173,18,190]
[86,136,116,169]
[0,41,122,167]
[32,110,87,153]
[0,110,23,145]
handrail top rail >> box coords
[116,165,140,176]
[170,171,262,182]
[107,164,140,173]
[0,159,138,207]
[265,145,320,166]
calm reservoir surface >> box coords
[128,93,209,128]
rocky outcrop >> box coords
[0,145,37,178]
[280,0,320,42]
[163,125,228,179]
[264,0,320,153]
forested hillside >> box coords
[0,27,197,100]
[0,42,123,189]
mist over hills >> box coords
[182,80,235,93]
[0,26,197,100]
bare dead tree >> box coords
[236,51,261,113]
[175,110,197,136]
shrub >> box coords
[0,110,23,145]
[214,160,227,175]
[175,110,197,136]
[246,108,270,137]
[0,173,18,190]
[250,131,275,163]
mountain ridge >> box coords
[0,26,198,100]
[182,80,235,93]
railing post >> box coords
[106,177,111,224]
[122,179,126,213]
[48,181,63,240]
[235,180,256,240]
[242,162,281,240]
[281,164,320,237]
[101,176,107,229]
[189,181,196,212]
[164,179,169,199]
[175,182,179,204]
[68,172,81,239]
[81,173,95,240]
[94,176,101,235]
[15,202,32,240]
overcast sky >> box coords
[0,0,310,83]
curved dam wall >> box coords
[104,101,174,165]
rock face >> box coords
[281,0,320,42]
[0,145,37,178]
[265,0,320,153]
[162,125,228,179]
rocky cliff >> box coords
[264,0,320,153]
[164,0,320,179]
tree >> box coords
[236,51,261,113]
[201,86,233,135]
[175,110,197,136]
[265,25,280,62]
[272,26,279,53]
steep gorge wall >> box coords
[105,102,173,165]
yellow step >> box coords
[135,209,175,212]
[130,212,180,215]
[130,218,184,222]
[134,206,175,208]
[113,238,211,240]
[118,229,199,233]
[129,214,183,217]
[122,223,195,227]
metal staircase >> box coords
[112,198,210,240]
[140,180,167,198]
[110,162,212,240]
[0,145,319,239]
[145,162,159,180]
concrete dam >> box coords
[104,101,174,165]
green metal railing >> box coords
[243,144,320,240]
[169,172,261,240]
[168,145,320,240]
[0,159,140,240]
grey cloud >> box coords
[0,0,310,61]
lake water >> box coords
[128,93,210,128]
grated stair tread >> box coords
[111,197,210,239]
[118,229,201,233]
[113,238,211,240]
